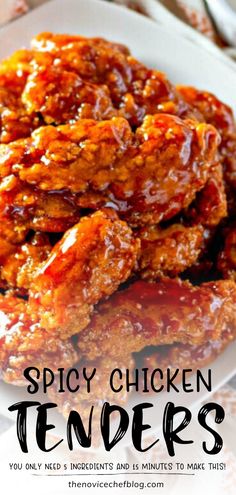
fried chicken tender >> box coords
[0,209,138,383]
[178,86,235,137]
[32,32,130,60]
[0,39,119,142]
[0,33,193,143]
[218,226,236,281]
[0,114,219,227]
[22,66,116,124]
[77,279,236,361]
[0,232,51,292]
[29,209,140,337]
[178,85,236,190]
[0,176,81,233]
[0,293,78,385]
[0,117,132,190]
[31,32,190,126]
[142,327,235,385]
[0,36,126,144]
[136,223,204,280]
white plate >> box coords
[0,0,235,431]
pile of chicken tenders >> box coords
[1,32,236,418]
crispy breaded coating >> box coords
[77,279,236,360]
[31,32,130,60]
[0,225,27,259]
[29,209,140,337]
[0,86,40,144]
[136,223,204,280]
[0,114,219,227]
[0,216,29,276]
[0,177,81,233]
[0,49,32,94]
[32,32,190,126]
[0,117,132,191]
[0,36,125,144]
[22,66,116,124]
[185,163,227,227]
[178,86,235,137]
[218,225,236,281]
[0,293,78,385]
[0,39,119,142]
[0,33,192,144]
[0,50,42,143]
[178,85,236,190]
[0,93,42,144]
[0,232,51,292]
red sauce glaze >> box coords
[78,279,236,361]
